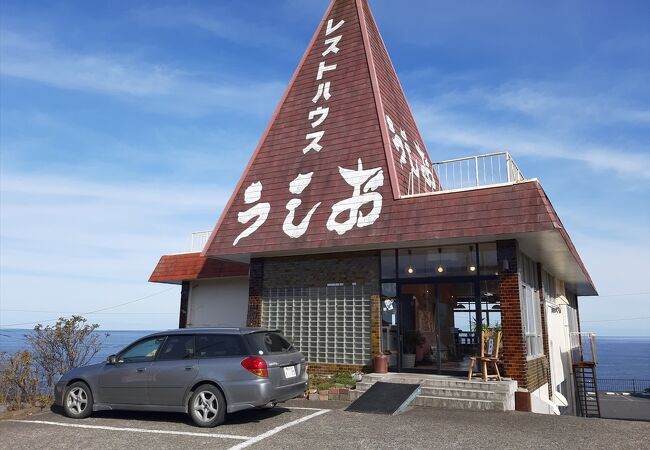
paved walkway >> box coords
[1,399,649,449]
[600,394,650,421]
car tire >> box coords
[63,381,93,419]
[189,384,226,427]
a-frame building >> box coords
[150,0,596,415]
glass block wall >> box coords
[262,284,372,365]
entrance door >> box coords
[398,282,479,373]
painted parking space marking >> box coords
[7,420,252,440]
[227,408,329,450]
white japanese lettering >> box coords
[322,35,342,56]
[303,131,325,154]
[233,182,270,246]
[325,18,345,36]
[308,106,330,128]
[317,61,337,80]
[312,82,332,103]
[327,159,384,235]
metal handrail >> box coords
[405,151,525,197]
[190,231,212,252]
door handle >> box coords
[136,368,146,372]
[184,366,193,371]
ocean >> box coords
[1,330,648,381]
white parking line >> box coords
[228,409,329,450]
[7,420,251,440]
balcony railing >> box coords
[405,151,525,197]
[570,331,598,365]
[190,231,212,252]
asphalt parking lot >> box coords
[2,399,649,449]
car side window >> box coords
[196,334,245,358]
[118,336,166,363]
[157,335,195,361]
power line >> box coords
[0,286,177,328]
[592,292,650,298]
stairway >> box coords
[350,373,517,412]
[573,362,601,418]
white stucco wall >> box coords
[187,277,249,328]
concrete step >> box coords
[411,395,507,411]
[353,374,517,412]
[361,374,515,393]
[355,382,509,401]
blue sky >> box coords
[1,0,648,335]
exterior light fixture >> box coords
[406,249,415,274]
[436,247,444,273]
[468,245,476,272]
[491,304,501,311]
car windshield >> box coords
[246,332,295,355]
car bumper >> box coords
[54,380,67,406]
[224,376,307,413]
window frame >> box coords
[117,335,168,364]
[519,252,543,359]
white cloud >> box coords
[0,30,284,116]
[0,172,229,328]
[412,88,650,179]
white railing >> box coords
[190,231,212,252]
[570,332,597,365]
[409,151,525,196]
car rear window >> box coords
[246,332,295,355]
[196,334,246,358]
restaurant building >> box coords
[150,0,597,414]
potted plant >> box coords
[402,331,425,368]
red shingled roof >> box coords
[193,0,594,294]
[149,253,249,284]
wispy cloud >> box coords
[411,80,650,179]
[0,30,284,116]
[130,4,301,50]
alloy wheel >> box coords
[66,386,88,415]
[192,391,219,423]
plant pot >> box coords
[402,353,416,368]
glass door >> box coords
[437,282,479,373]
[397,281,480,373]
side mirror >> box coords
[107,354,118,364]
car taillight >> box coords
[241,356,268,377]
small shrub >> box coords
[0,350,39,409]
[308,372,357,391]
[27,315,108,397]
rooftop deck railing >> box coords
[404,151,525,197]
[190,230,212,252]
[431,151,525,194]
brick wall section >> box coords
[262,251,380,289]
[307,363,367,376]
[537,263,553,398]
[370,295,381,357]
[247,259,264,327]
[497,240,527,389]
[527,356,549,393]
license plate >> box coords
[283,365,297,378]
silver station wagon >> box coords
[54,328,307,427]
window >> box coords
[118,336,166,363]
[380,250,396,279]
[157,335,195,361]
[246,332,294,355]
[397,245,478,278]
[196,334,246,358]
[519,252,543,358]
[262,284,372,365]
[542,271,556,303]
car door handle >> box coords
[184,366,193,371]
[136,368,146,372]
